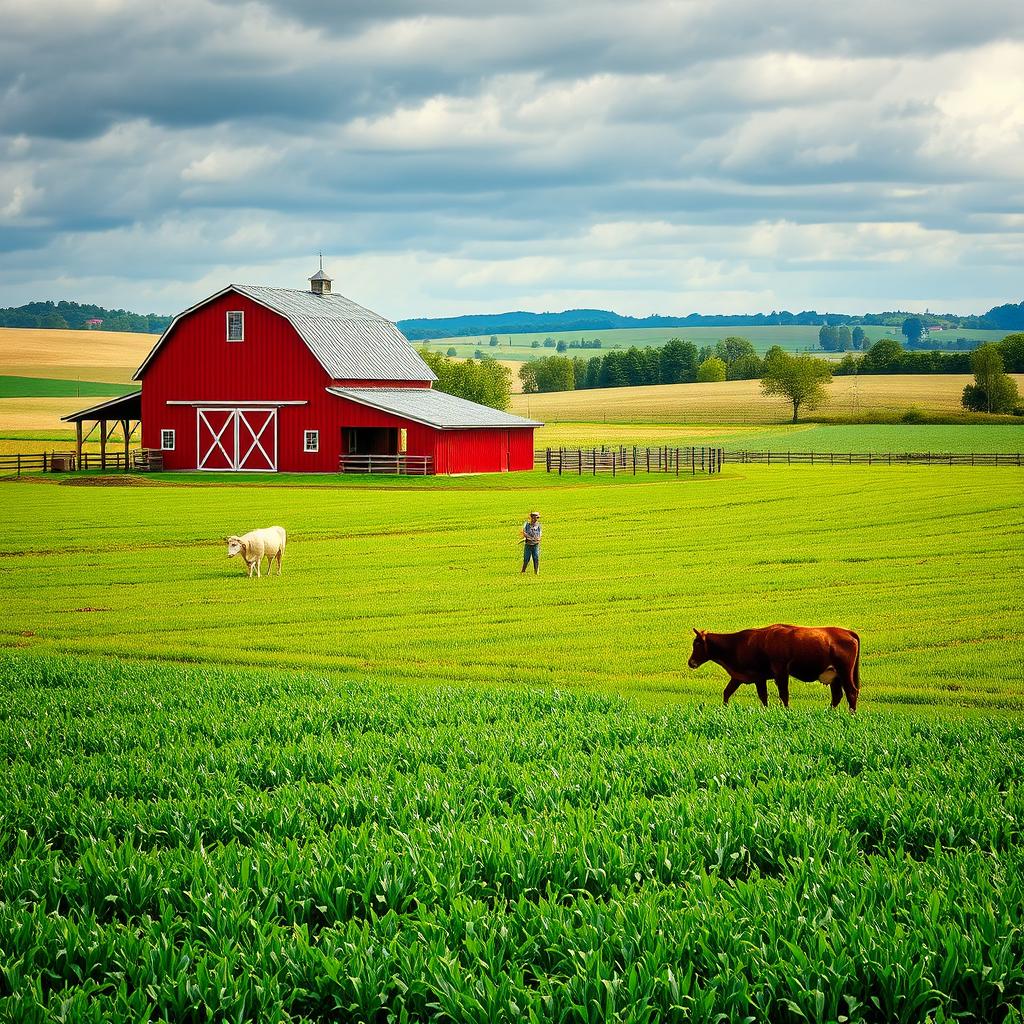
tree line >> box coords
[0,300,172,334]
[834,334,1024,376]
[519,337,767,393]
[417,349,512,411]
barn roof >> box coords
[133,285,436,383]
[327,387,543,430]
[61,391,142,423]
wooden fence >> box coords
[724,451,1024,466]
[338,454,434,475]
[542,446,725,475]
[0,449,164,475]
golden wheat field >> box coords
[0,327,155,382]
[512,374,1024,425]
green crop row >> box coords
[2,654,1022,1022]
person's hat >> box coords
[529,511,540,518]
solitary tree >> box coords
[851,325,866,350]
[901,317,923,347]
[760,349,833,422]
[961,343,1020,413]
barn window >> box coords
[304,430,319,453]
[161,429,175,451]
[226,310,244,342]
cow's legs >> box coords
[754,679,769,707]
[835,660,858,713]
[723,678,742,705]
[775,675,790,708]
[829,681,843,708]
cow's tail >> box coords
[850,630,861,692]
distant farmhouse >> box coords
[65,267,540,474]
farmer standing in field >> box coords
[521,511,542,575]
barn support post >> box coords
[76,422,83,471]
[122,419,130,472]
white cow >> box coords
[226,526,287,578]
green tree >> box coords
[727,352,763,380]
[715,336,757,365]
[962,344,1019,413]
[556,339,568,353]
[818,324,839,351]
[902,317,923,347]
[696,356,727,383]
[659,338,698,383]
[519,362,539,394]
[836,325,853,352]
[997,333,1024,372]
[760,350,833,422]
[446,347,458,357]
[861,337,903,372]
[489,336,499,347]
[851,326,866,350]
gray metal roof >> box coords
[327,387,543,430]
[309,269,331,281]
[134,285,435,382]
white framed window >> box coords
[226,310,244,342]
[304,430,319,453]
[161,429,175,451]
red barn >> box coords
[130,268,540,474]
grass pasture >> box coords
[1,465,1023,1022]
[0,375,135,399]
[534,422,1024,453]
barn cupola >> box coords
[309,256,332,296]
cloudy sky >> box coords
[1,0,1023,320]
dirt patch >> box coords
[60,475,156,487]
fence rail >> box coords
[0,449,166,475]
[541,446,725,475]
[338,454,434,475]
[724,451,1024,466]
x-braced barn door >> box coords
[197,408,277,471]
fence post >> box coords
[17,454,21,477]
[546,448,551,473]
[633,446,636,475]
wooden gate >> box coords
[197,408,277,471]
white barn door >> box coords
[197,408,277,471]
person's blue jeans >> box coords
[522,543,539,571]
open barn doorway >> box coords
[342,427,399,455]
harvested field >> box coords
[0,326,154,382]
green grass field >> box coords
[424,326,1009,362]
[0,376,135,399]
[2,465,1023,1021]
[534,422,1024,453]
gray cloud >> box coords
[0,0,1022,316]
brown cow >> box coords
[688,624,860,712]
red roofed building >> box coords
[127,267,540,474]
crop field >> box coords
[3,653,1023,1023]
[513,374,1024,425]
[2,466,1022,1021]
[423,326,1009,362]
